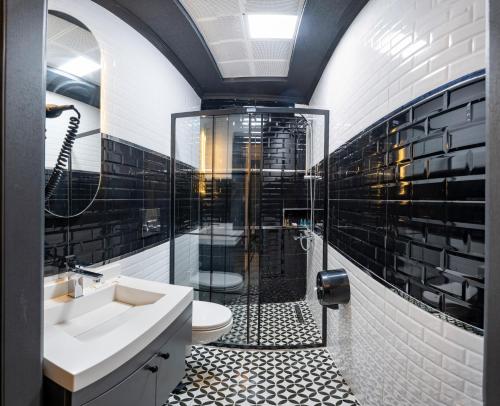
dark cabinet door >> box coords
[155,319,191,406]
[84,356,158,406]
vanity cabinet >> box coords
[155,329,187,406]
[85,356,158,406]
[44,305,192,406]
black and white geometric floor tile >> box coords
[219,301,323,347]
[165,345,359,406]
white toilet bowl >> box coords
[191,300,233,345]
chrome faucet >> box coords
[65,255,103,298]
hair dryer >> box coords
[45,104,81,201]
[46,104,76,119]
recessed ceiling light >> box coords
[247,14,298,39]
[58,56,100,77]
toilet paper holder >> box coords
[316,269,350,308]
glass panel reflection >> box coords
[173,110,326,347]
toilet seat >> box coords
[190,272,244,292]
[192,300,232,331]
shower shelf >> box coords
[283,208,323,228]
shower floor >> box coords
[166,345,359,406]
[218,301,323,347]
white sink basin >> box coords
[44,276,192,392]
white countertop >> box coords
[43,276,192,392]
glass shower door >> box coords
[172,113,259,345]
[171,108,328,348]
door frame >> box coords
[484,0,500,404]
[1,0,46,405]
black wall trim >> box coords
[91,0,204,97]
[1,0,46,404]
[48,10,91,32]
[46,67,101,108]
[172,0,223,82]
[301,0,368,103]
[485,0,500,403]
[90,0,367,104]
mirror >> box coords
[45,11,101,217]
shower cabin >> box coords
[171,107,329,348]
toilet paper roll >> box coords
[316,269,350,307]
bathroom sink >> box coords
[45,284,165,342]
[44,276,192,392]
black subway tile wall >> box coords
[259,114,309,302]
[328,77,485,328]
[181,113,311,303]
[44,170,100,215]
[44,137,172,276]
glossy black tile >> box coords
[328,77,486,328]
[45,137,172,274]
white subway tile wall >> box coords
[307,0,485,403]
[171,232,200,287]
[307,234,484,406]
[100,241,170,283]
[95,232,200,286]
[48,0,201,156]
[309,0,486,152]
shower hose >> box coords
[45,107,81,201]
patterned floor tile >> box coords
[219,301,323,347]
[164,346,359,406]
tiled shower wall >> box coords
[173,113,311,303]
[308,0,485,404]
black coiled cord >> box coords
[45,107,81,201]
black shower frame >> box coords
[170,106,329,349]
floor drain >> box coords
[294,304,305,324]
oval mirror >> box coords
[45,11,101,217]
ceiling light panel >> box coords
[245,0,304,14]
[211,41,249,62]
[179,0,305,79]
[254,60,289,76]
[198,15,244,42]
[219,61,253,78]
[251,40,292,60]
[47,14,101,84]
[58,56,100,77]
[247,15,298,39]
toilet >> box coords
[191,300,233,345]
[190,271,244,293]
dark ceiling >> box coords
[92,0,367,104]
